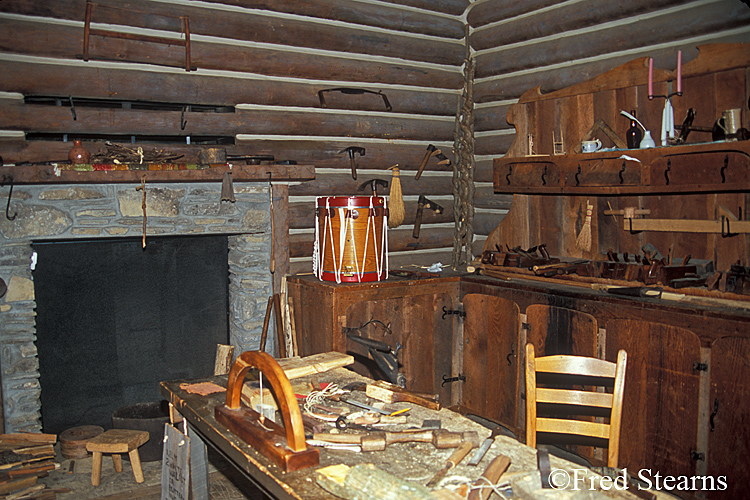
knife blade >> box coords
[468,425,502,466]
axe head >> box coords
[418,195,444,214]
[358,178,389,195]
[340,146,366,158]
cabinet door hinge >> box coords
[521,322,531,331]
[441,306,465,320]
[693,361,709,371]
[690,450,705,461]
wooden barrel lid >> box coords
[59,425,104,459]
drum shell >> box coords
[315,196,387,282]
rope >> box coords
[304,383,341,414]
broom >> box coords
[388,165,405,228]
[575,200,594,252]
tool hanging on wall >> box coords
[575,200,594,252]
[415,144,439,180]
[387,165,404,228]
[221,169,236,203]
[268,172,275,275]
[340,146,365,180]
[135,175,147,248]
[357,178,388,197]
[412,195,444,238]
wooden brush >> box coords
[576,200,594,252]
[387,165,404,228]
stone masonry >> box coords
[0,182,273,432]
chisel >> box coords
[468,425,502,466]
[425,440,475,487]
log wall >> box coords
[0,0,469,274]
[469,0,750,251]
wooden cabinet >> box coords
[290,272,750,495]
[707,336,750,500]
[605,319,702,478]
[286,275,461,405]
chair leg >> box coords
[112,453,123,473]
[91,451,102,486]
[128,449,145,483]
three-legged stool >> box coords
[85,429,150,486]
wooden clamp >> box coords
[214,351,319,472]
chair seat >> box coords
[86,429,149,453]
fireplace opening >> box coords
[32,235,229,435]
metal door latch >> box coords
[442,306,466,320]
[441,373,465,386]
[690,450,705,461]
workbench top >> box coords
[160,367,668,500]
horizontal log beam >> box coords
[289,198,454,230]
[470,0,691,50]
[376,0,468,16]
[475,2,750,78]
[141,0,466,40]
[0,163,315,184]
[467,0,558,29]
[289,248,457,276]
[0,19,464,89]
[0,61,460,114]
[474,38,750,103]
[288,172,454,197]
[0,101,456,141]
[0,4,464,66]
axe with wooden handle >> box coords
[413,195,444,238]
[415,144,438,180]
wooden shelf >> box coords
[0,163,315,184]
[493,140,750,195]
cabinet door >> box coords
[707,336,750,500]
[461,294,521,433]
[525,304,598,357]
[606,319,701,477]
[343,293,455,404]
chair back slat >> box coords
[525,343,627,468]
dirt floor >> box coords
[41,445,267,500]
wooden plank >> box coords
[470,0,692,50]
[275,352,355,380]
[525,305,598,358]
[0,20,464,89]
[605,319,701,477]
[707,336,750,500]
[0,61,461,112]
[0,101,456,140]
[0,1,465,66]
[461,294,521,432]
[0,164,315,184]
[476,2,750,77]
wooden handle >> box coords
[224,351,307,452]
[259,296,274,352]
[468,454,511,500]
[446,440,475,467]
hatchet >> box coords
[412,195,444,238]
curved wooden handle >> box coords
[225,351,307,452]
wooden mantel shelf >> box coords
[493,140,750,195]
[0,163,316,184]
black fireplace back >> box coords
[32,235,229,434]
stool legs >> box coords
[91,451,103,486]
[129,449,145,483]
[112,453,123,473]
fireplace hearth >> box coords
[0,182,274,432]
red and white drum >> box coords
[314,196,388,283]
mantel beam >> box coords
[0,164,315,184]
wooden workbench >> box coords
[160,366,668,500]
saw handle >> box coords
[225,351,307,452]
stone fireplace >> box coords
[0,181,274,432]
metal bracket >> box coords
[690,450,705,462]
[441,306,465,320]
[693,361,709,372]
[441,373,465,387]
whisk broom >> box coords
[576,200,594,252]
[388,165,405,228]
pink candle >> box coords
[677,50,682,93]
[648,58,653,97]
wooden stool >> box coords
[85,429,149,486]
